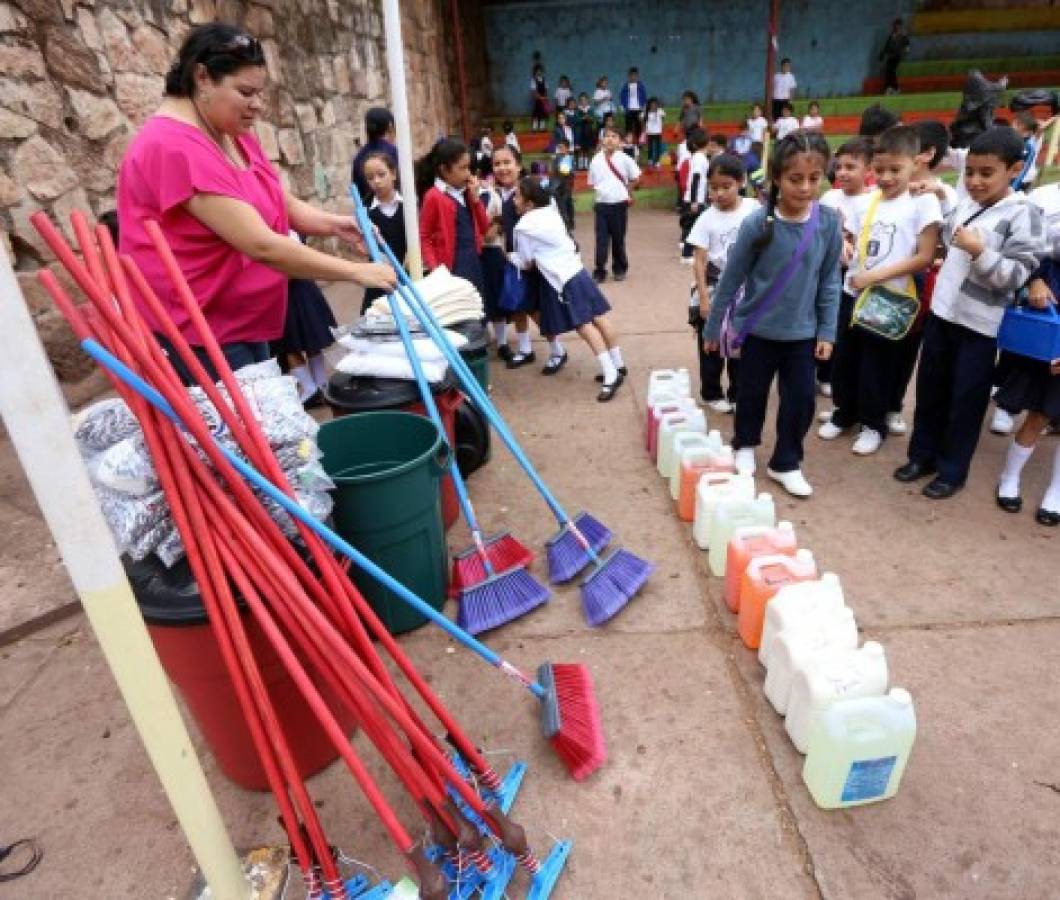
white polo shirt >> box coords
[588,150,641,204]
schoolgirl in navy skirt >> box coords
[510,176,627,401]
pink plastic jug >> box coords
[724,522,798,613]
[737,549,817,649]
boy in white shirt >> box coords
[688,153,760,411]
[820,126,942,455]
[680,128,710,264]
[588,125,641,282]
[818,137,875,401]
[772,58,797,121]
[773,103,800,141]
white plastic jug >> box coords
[692,473,756,550]
[763,606,859,715]
[760,573,846,667]
[707,493,777,576]
[647,368,691,404]
[647,397,698,459]
[657,411,708,480]
[785,642,888,754]
[802,688,916,809]
[669,432,726,500]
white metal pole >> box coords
[0,253,248,900]
[383,0,423,279]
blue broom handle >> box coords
[82,339,546,701]
[353,200,489,560]
[346,187,573,526]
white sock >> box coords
[998,441,1034,499]
[517,330,532,354]
[549,338,565,357]
[609,346,624,369]
[308,353,328,388]
[597,351,618,385]
[493,321,508,345]
[291,364,316,401]
[1043,442,1060,513]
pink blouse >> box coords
[118,116,289,345]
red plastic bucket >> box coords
[126,555,354,791]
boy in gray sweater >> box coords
[895,127,1046,499]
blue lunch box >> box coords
[997,303,1060,362]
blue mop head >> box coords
[545,512,613,584]
[580,548,656,627]
[456,566,551,635]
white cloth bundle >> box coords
[334,352,449,383]
[368,266,483,325]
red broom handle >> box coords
[36,270,328,892]
[140,218,503,790]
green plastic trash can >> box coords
[317,412,449,634]
[450,319,490,393]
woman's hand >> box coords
[849,269,877,291]
[1027,277,1055,310]
[952,225,985,259]
[331,215,369,256]
[353,262,398,291]
[815,341,833,361]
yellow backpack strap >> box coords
[857,190,883,267]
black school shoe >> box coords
[1036,507,1060,526]
[497,345,513,361]
[597,371,625,402]
[541,351,568,375]
[594,366,628,383]
[893,460,936,483]
[613,271,627,282]
[996,490,1023,513]
[506,350,536,369]
[922,477,962,500]
[592,270,607,283]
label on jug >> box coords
[841,755,897,803]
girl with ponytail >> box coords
[703,130,843,497]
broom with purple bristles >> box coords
[360,209,655,627]
[354,196,550,634]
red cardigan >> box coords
[419,186,491,272]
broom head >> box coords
[449,531,534,599]
[581,548,656,627]
[544,512,612,584]
[456,565,550,635]
[537,662,607,781]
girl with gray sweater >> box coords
[704,131,843,498]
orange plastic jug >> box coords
[724,522,797,613]
[677,451,736,521]
[737,549,817,649]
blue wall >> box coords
[482,0,919,114]
[905,29,1060,61]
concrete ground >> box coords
[1,208,1057,899]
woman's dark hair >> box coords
[754,130,831,253]
[365,107,394,141]
[911,120,949,168]
[682,90,699,105]
[517,175,552,209]
[164,23,265,97]
[415,138,469,201]
[708,153,747,182]
[968,126,1025,166]
[363,150,396,174]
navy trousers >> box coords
[734,335,817,472]
[907,313,997,485]
[593,202,629,276]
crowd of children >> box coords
[349,71,1058,521]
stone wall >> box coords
[1,0,486,389]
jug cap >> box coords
[862,641,885,657]
[820,572,841,586]
[889,687,913,706]
[777,520,795,532]
[795,548,815,563]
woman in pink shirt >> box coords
[119,23,395,379]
